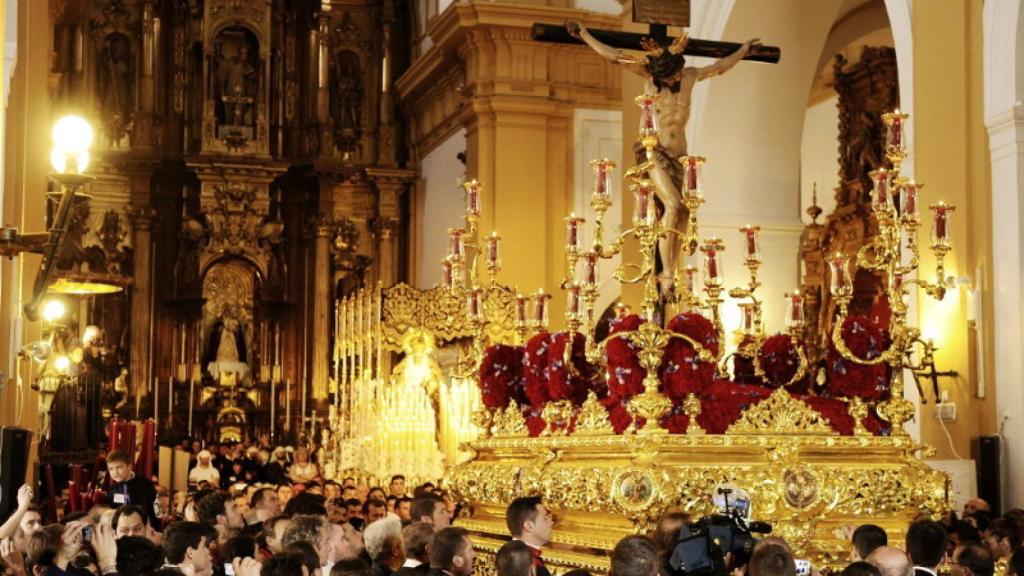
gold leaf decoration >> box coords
[492,400,527,437]
[575,391,614,435]
[726,388,834,435]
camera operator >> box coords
[32,520,119,575]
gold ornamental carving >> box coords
[575,392,614,435]
[611,469,658,513]
[725,389,834,435]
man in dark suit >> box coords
[427,527,475,576]
[105,449,160,530]
[907,520,948,576]
[395,522,433,576]
[496,540,535,576]
[505,497,554,576]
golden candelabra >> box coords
[827,109,955,435]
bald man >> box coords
[867,546,914,576]
[964,498,991,517]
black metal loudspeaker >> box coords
[974,435,1002,516]
[0,426,32,519]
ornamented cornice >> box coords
[726,388,835,435]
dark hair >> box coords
[952,521,982,544]
[107,449,132,465]
[967,511,992,533]
[219,535,257,565]
[284,541,321,574]
[411,495,443,523]
[987,518,1020,548]
[331,558,372,576]
[852,525,888,560]
[564,571,593,576]
[197,491,231,526]
[652,512,691,555]
[748,543,796,576]
[505,496,542,537]
[27,524,63,567]
[906,520,947,568]
[610,535,659,576]
[261,552,309,576]
[116,536,163,576]
[345,498,362,508]
[286,492,328,516]
[428,527,470,569]
[496,540,534,576]
[251,487,276,509]
[956,542,995,576]
[363,498,387,515]
[113,505,148,530]
[262,514,291,543]
[841,561,882,576]
[163,521,213,564]
[1007,546,1024,576]
[403,522,435,561]
[390,475,406,483]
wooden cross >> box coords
[532,0,780,64]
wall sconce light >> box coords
[905,337,958,403]
[0,115,126,321]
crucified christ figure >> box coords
[567,21,759,293]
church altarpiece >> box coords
[43,0,416,452]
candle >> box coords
[931,202,955,248]
[828,253,852,297]
[681,156,704,199]
[883,109,908,155]
[683,266,699,296]
[464,179,481,216]
[440,259,454,289]
[582,252,599,290]
[591,159,615,203]
[533,290,551,328]
[636,95,659,137]
[740,225,760,262]
[467,288,483,321]
[900,181,920,220]
[870,168,892,211]
[565,214,585,254]
[515,294,529,327]
[633,183,654,227]
[740,304,755,335]
[701,239,724,287]
[485,232,501,266]
[567,283,582,317]
[785,291,805,328]
[447,228,465,259]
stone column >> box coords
[367,169,412,286]
[311,214,333,402]
[128,207,156,409]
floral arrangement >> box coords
[476,311,894,436]
[826,315,891,400]
[660,313,719,400]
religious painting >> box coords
[612,469,656,511]
[213,27,259,139]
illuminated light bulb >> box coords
[42,299,66,323]
[50,115,94,174]
[54,355,71,373]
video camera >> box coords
[667,485,772,576]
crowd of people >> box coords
[0,439,1021,576]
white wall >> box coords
[417,129,467,289]
[800,96,840,221]
[573,108,623,316]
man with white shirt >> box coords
[907,520,948,576]
[395,522,434,576]
[505,497,554,576]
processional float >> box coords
[429,97,954,574]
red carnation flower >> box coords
[758,334,809,393]
[478,344,525,410]
[606,314,647,400]
[826,316,892,401]
[523,332,552,407]
[660,313,719,400]
[547,332,598,406]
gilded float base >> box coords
[452,432,948,575]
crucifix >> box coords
[534,0,781,295]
